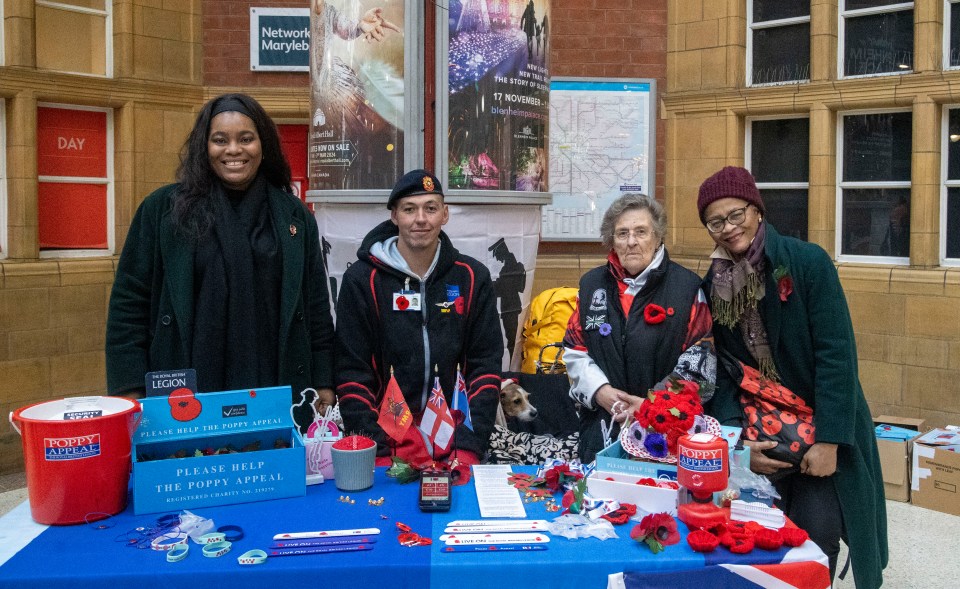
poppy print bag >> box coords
[721,355,815,480]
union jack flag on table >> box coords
[610,539,831,589]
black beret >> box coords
[387,169,444,209]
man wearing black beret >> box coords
[334,169,504,468]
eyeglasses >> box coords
[705,205,752,234]
[613,228,650,242]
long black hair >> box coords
[172,93,292,238]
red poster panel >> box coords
[37,107,108,178]
[38,182,108,249]
[279,124,309,202]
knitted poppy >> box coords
[754,528,783,550]
[728,535,755,554]
[779,527,809,547]
[686,529,719,552]
[643,303,667,324]
[643,432,669,458]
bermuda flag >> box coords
[418,376,456,452]
[451,365,473,431]
[615,540,831,589]
[377,371,412,442]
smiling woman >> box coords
[105,94,335,411]
[561,193,717,463]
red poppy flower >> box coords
[636,477,657,487]
[761,415,783,436]
[745,426,759,440]
[640,512,680,546]
[746,411,759,426]
[780,411,798,425]
[798,422,816,445]
[790,441,801,453]
[777,275,794,302]
[454,296,464,315]
[729,536,755,553]
[396,296,410,311]
[754,528,783,550]
[780,527,809,547]
[643,304,667,325]
[687,529,719,552]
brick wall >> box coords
[203,0,311,88]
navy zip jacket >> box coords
[334,220,503,459]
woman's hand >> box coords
[800,442,837,477]
[743,440,793,475]
[596,384,631,423]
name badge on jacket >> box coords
[393,291,421,311]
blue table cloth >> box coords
[0,467,830,589]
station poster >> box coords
[447,0,550,192]
[308,0,405,190]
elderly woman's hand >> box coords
[596,384,630,423]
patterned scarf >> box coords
[708,223,779,380]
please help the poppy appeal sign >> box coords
[250,8,310,71]
[132,386,305,514]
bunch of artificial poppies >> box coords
[633,379,703,457]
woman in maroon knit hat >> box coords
[698,166,887,588]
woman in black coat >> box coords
[106,94,335,409]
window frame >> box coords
[746,0,811,87]
[35,0,113,78]
[0,101,6,259]
[745,114,811,239]
[835,107,912,264]
[838,0,915,80]
[37,102,115,258]
[945,0,960,71]
[940,106,960,266]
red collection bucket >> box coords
[10,396,141,525]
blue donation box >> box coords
[132,386,305,514]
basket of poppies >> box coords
[619,379,721,463]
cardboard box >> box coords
[595,441,678,481]
[132,386,305,514]
[873,415,925,502]
[873,415,925,431]
[911,429,960,516]
[586,470,678,516]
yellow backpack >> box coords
[520,287,579,374]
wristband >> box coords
[151,531,189,552]
[166,543,190,562]
[193,532,227,545]
[202,541,232,558]
[237,549,268,565]
[218,525,244,542]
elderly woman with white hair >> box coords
[562,193,716,462]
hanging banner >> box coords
[315,204,540,368]
[447,0,550,192]
[308,0,405,190]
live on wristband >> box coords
[151,531,189,552]
[192,532,227,545]
[202,541,232,558]
[237,549,268,565]
[166,544,190,563]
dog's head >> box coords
[500,380,538,422]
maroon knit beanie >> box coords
[697,166,765,223]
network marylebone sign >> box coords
[250,8,310,72]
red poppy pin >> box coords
[168,387,202,422]
[453,296,464,315]
[643,303,667,325]
[774,265,793,302]
[396,296,410,311]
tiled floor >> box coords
[0,475,956,587]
